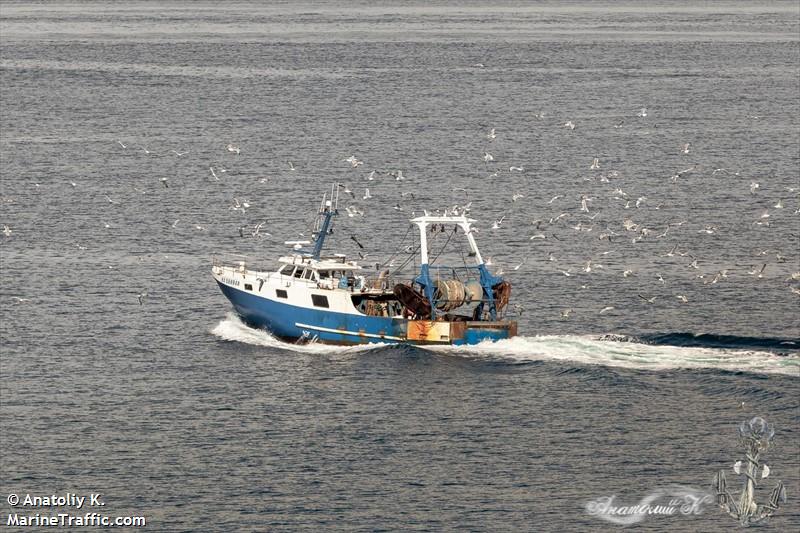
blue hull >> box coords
[217,282,515,346]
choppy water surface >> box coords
[1,2,799,531]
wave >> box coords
[431,335,799,376]
[210,313,379,355]
[624,332,799,354]
[211,315,799,376]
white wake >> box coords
[211,314,799,376]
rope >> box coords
[379,224,412,268]
[429,225,456,264]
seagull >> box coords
[509,166,524,172]
[2,225,11,237]
[513,259,525,271]
[487,128,497,141]
[733,461,742,475]
[483,152,494,163]
[676,295,688,303]
[774,199,784,209]
[11,296,30,303]
[657,273,666,285]
[590,158,600,170]
[748,264,767,278]
[512,193,525,202]
[638,295,657,304]
[563,121,575,130]
[580,195,591,212]
[344,155,363,167]
[341,184,354,198]
[750,181,760,194]
[547,195,562,204]
[638,107,647,117]
[137,291,148,305]
[252,221,269,237]
[559,269,573,277]
[599,306,615,314]
[623,269,634,278]
[117,140,127,149]
[762,464,770,479]
[210,167,219,180]
[288,161,295,171]
[366,170,377,181]
[103,194,119,204]
[363,188,372,200]
[492,216,505,229]
[560,308,573,319]
[350,235,365,249]
[171,219,180,228]
[681,143,690,154]
[226,143,240,155]
[160,177,168,188]
[170,150,186,157]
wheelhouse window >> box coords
[293,268,305,278]
[276,289,288,299]
[311,294,329,308]
[244,283,253,291]
[302,269,314,280]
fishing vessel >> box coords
[212,186,517,346]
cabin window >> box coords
[244,283,253,291]
[294,268,305,278]
[311,294,329,308]
[302,269,314,280]
[276,289,288,299]
[318,270,330,279]
[278,265,291,275]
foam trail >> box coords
[211,313,380,355]
[428,336,799,376]
[212,314,798,376]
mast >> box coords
[310,185,338,260]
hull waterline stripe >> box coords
[295,322,404,341]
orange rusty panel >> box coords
[450,321,466,340]
[408,320,451,341]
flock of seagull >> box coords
[302,117,800,321]
[2,111,799,323]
